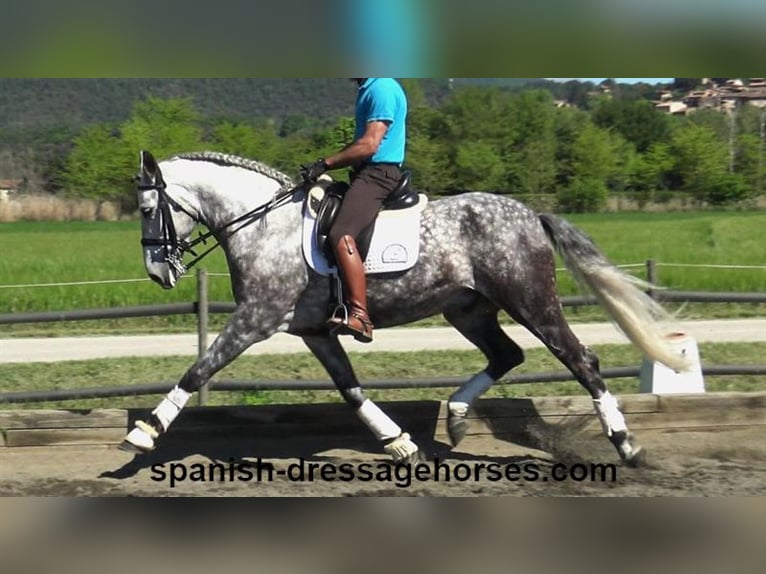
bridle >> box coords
[138,178,301,276]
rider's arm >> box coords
[324,120,389,170]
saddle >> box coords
[302,173,427,277]
[314,171,420,262]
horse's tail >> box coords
[538,213,690,372]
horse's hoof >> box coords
[447,414,469,447]
[447,401,470,447]
[384,432,420,465]
[118,440,149,454]
[624,445,647,468]
[119,421,157,453]
[612,431,646,467]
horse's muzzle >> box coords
[148,271,173,289]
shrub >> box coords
[556,177,608,212]
[703,173,753,205]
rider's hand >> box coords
[300,158,328,184]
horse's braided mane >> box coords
[171,151,295,189]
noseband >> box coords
[138,180,300,275]
[138,181,194,276]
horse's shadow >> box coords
[100,399,600,481]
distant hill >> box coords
[0,79,357,131]
[0,78,558,134]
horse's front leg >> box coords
[120,304,273,453]
[301,334,420,464]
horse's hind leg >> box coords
[301,334,420,464]
[499,283,644,465]
[442,291,525,447]
[508,300,644,465]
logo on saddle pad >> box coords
[302,174,428,276]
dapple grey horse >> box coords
[122,150,688,466]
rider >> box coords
[301,78,408,343]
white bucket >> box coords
[639,332,705,394]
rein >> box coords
[140,181,300,274]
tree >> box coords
[210,121,262,158]
[669,123,736,203]
[452,140,506,192]
[504,90,557,194]
[556,122,623,211]
[405,106,451,193]
[516,137,557,195]
[60,124,127,199]
[398,79,428,109]
[672,78,701,92]
[734,105,766,195]
[591,98,670,153]
[441,86,516,145]
[552,106,591,186]
[631,142,675,200]
[557,176,608,213]
[684,108,729,140]
[279,114,315,137]
[120,96,205,161]
[731,133,761,198]
[570,123,620,183]
[559,80,591,108]
[312,116,355,155]
[59,96,206,204]
[405,132,449,193]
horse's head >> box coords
[136,150,200,289]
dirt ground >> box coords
[1,424,764,496]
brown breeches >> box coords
[327,164,401,248]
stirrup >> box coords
[327,303,349,333]
[327,273,348,333]
[327,306,373,343]
[339,310,373,343]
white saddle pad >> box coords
[302,176,428,276]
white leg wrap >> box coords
[356,399,402,442]
[448,371,495,417]
[593,391,628,437]
[152,386,191,431]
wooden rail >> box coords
[1,392,763,448]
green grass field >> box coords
[0,343,762,410]
[564,211,766,293]
[0,211,764,335]
[1,212,762,410]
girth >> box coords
[315,170,419,262]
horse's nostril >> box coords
[148,271,164,285]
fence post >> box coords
[646,259,657,300]
[197,268,209,406]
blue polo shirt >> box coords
[355,78,407,165]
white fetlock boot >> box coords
[356,399,420,464]
[593,391,645,466]
[119,386,191,453]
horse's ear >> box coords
[141,150,158,172]
[137,150,165,189]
